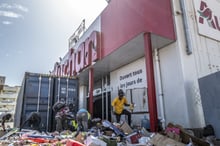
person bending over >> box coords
[1,113,12,131]
[76,108,91,131]
[20,112,41,131]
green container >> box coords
[100,135,117,146]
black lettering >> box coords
[133,69,143,76]
[120,72,133,81]
[137,78,142,83]
[120,83,125,88]
[126,80,136,88]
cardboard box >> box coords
[149,133,185,146]
[75,132,86,144]
[85,135,107,146]
[120,122,133,134]
[167,123,210,146]
[126,132,142,144]
[166,131,181,142]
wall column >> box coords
[89,68,94,116]
[144,33,158,132]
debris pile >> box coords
[0,121,219,146]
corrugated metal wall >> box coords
[14,72,78,132]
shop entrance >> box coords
[86,75,112,121]
[93,92,111,121]
[87,92,111,121]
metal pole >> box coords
[46,77,51,131]
[180,0,192,55]
[102,77,104,119]
[37,76,42,112]
[66,78,69,104]
[154,48,166,129]
[105,75,108,120]
[58,78,60,102]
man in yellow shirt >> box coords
[112,89,132,125]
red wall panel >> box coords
[101,0,175,57]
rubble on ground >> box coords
[0,121,219,146]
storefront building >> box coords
[52,0,220,137]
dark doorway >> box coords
[88,92,111,121]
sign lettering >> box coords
[198,1,220,31]
[52,31,100,76]
[194,0,220,41]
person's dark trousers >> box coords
[115,109,131,125]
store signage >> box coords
[194,0,220,41]
[119,69,144,89]
[53,31,100,76]
[110,58,147,91]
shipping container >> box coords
[51,76,79,131]
[14,72,78,132]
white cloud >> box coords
[0,3,28,24]
[0,10,23,18]
[0,3,12,9]
[2,21,12,25]
[13,4,28,12]
[0,3,28,12]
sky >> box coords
[0,0,108,86]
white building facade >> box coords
[52,0,220,137]
[0,84,20,129]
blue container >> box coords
[141,115,150,130]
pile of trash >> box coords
[0,121,219,146]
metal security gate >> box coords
[125,88,149,126]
